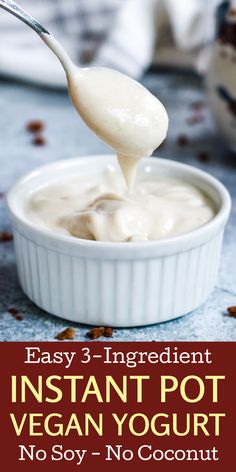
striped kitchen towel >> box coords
[0,0,220,87]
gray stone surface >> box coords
[0,71,236,341]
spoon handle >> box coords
[0,0,49,34]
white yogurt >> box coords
[68,67,169,188]
[27,168,215,242]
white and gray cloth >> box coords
[0,0,220,87]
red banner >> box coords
[0,342,234,471]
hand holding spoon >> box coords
[0,0,168,188]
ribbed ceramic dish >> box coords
[6,155,231,327]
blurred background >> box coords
[0,0,235,171]
[0,0,234,165]
[0,0,219,85]
[1,0,236,341]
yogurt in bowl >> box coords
[26,161,215,243]
[6,155,231,327]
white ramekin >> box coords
[6,155,231,327]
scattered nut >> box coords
[33,135,46,146]
[8,307,18,316]
[197,151,210,163]
[87,326,113,339]
[87,327,106,340]
[55,327,76,340]
[8,307,23,321]
[104,327,113,338]
[0,231,13,242]
[227,306,236,317]
[177,134,189,146]
[26,120,45,133]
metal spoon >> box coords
[0,0,49,33]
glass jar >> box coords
[206,1,236,151]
